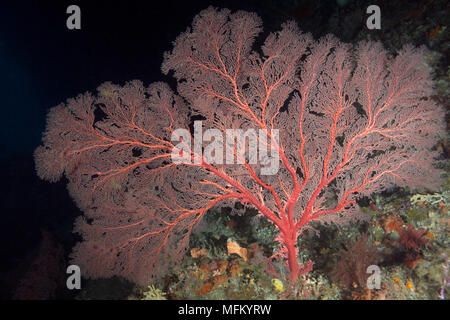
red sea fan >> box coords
[34,7,445,285]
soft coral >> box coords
[399,224,429,250]
[398,224,430,268]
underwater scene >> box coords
[0,0,448,305]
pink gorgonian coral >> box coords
[35,7,444,285]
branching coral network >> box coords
[35,7,444,285]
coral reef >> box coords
[141,285,167,300]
